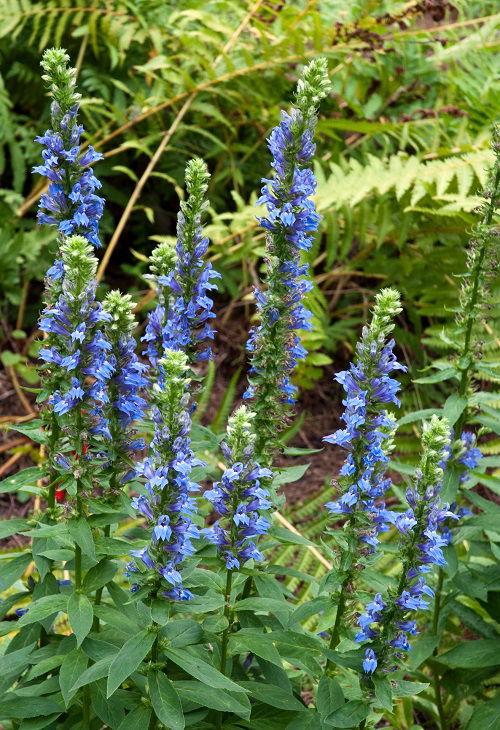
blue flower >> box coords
[34,50,104,251]
[362,648,378,674]
[355,416,452,671]
[39,236,113,442]
[458,431,482,480]
[204,407,272,570]
[244,59,330,465]
[324,290,405,554]
[129,350,201,600]
[143,160,220,370]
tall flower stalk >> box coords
[128,350,201,601]
[38,235,112,578]
[102,291,148,492]
[355,416,454,673]
[244,58,330,467]
[34,48,105,510]
[203,406,272,730]
[428,125,499,728]
[323,289,405,662]
[143,158,220,372]
[34,48,104,251]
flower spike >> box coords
[203,406,272,569]
[35,48,104,251]
[244,58,330,467]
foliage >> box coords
[0,39,499,730]
[0,0,499,389]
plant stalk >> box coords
[216,570,234,730]
[92,523,111,631]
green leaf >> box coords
[150,599,170,626]
[21,523,68,538]
[19,715,62,730]
[437,640,500,668]
[116,706,152,730]
[0,553,32,590]
[59,648,88,706]
[316,676,344,718]
[271,630,322,653]
[82,559,118,593]
[238,681,306,711]
[372,675,393,711]
[443,394,468,427]
[12,419,45,438]
[465,696,500,730]
[148,669,184,730]
[107,629,156,697]
[0,644,35,679]
[324,699,368,727]
[272,464,310,486]
[164,647,246,693]
[160,619,204,648]
[234,597,292,617]
[0,695,63,718]
[18,594,67,627]
[0,518,30,539]
[407,634,438,670]
[0,467,45,494]
[70,655,114,692]
[229,631,283,668]
[288,597,333,626]
[67,592,93,647]
[174,680,251,719]
[68,518,96,562]
[269,525,317,547]
[25,655,64,681]
[440,464,462,502]
[413,367,457,384]
[392,680,429,697]
[91,678,125,727]
[398,408,439,426]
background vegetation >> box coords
[0,2,499,728]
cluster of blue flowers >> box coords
[458,430,483,480]
[143,159,220,369]
[324,289,405,553]
[39,235,113,432]
[244,58,330,463]
[204,406,272,569]
[102,291,148,483]
[34,49,104,254]
[129,350,202,600]
[356,416,454,672]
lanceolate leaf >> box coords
[67,592,93,648]
[59,648,88,706]
[17,595,67,627]
[164,647,247,693]
[148,670,185,730]
[107,629,156,698]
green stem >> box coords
[432,672,446,730]
[92,524,111,631]
[430,570,446,730]
[456,164,500,408]
[74,543,82,590]
[46,414,60,510]
[149,638,159,730]
[220,570,233,675]
[74,495,84,592]
[326,573,350,673]
[216,570,234,730]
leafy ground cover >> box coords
[0,2,499,729]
